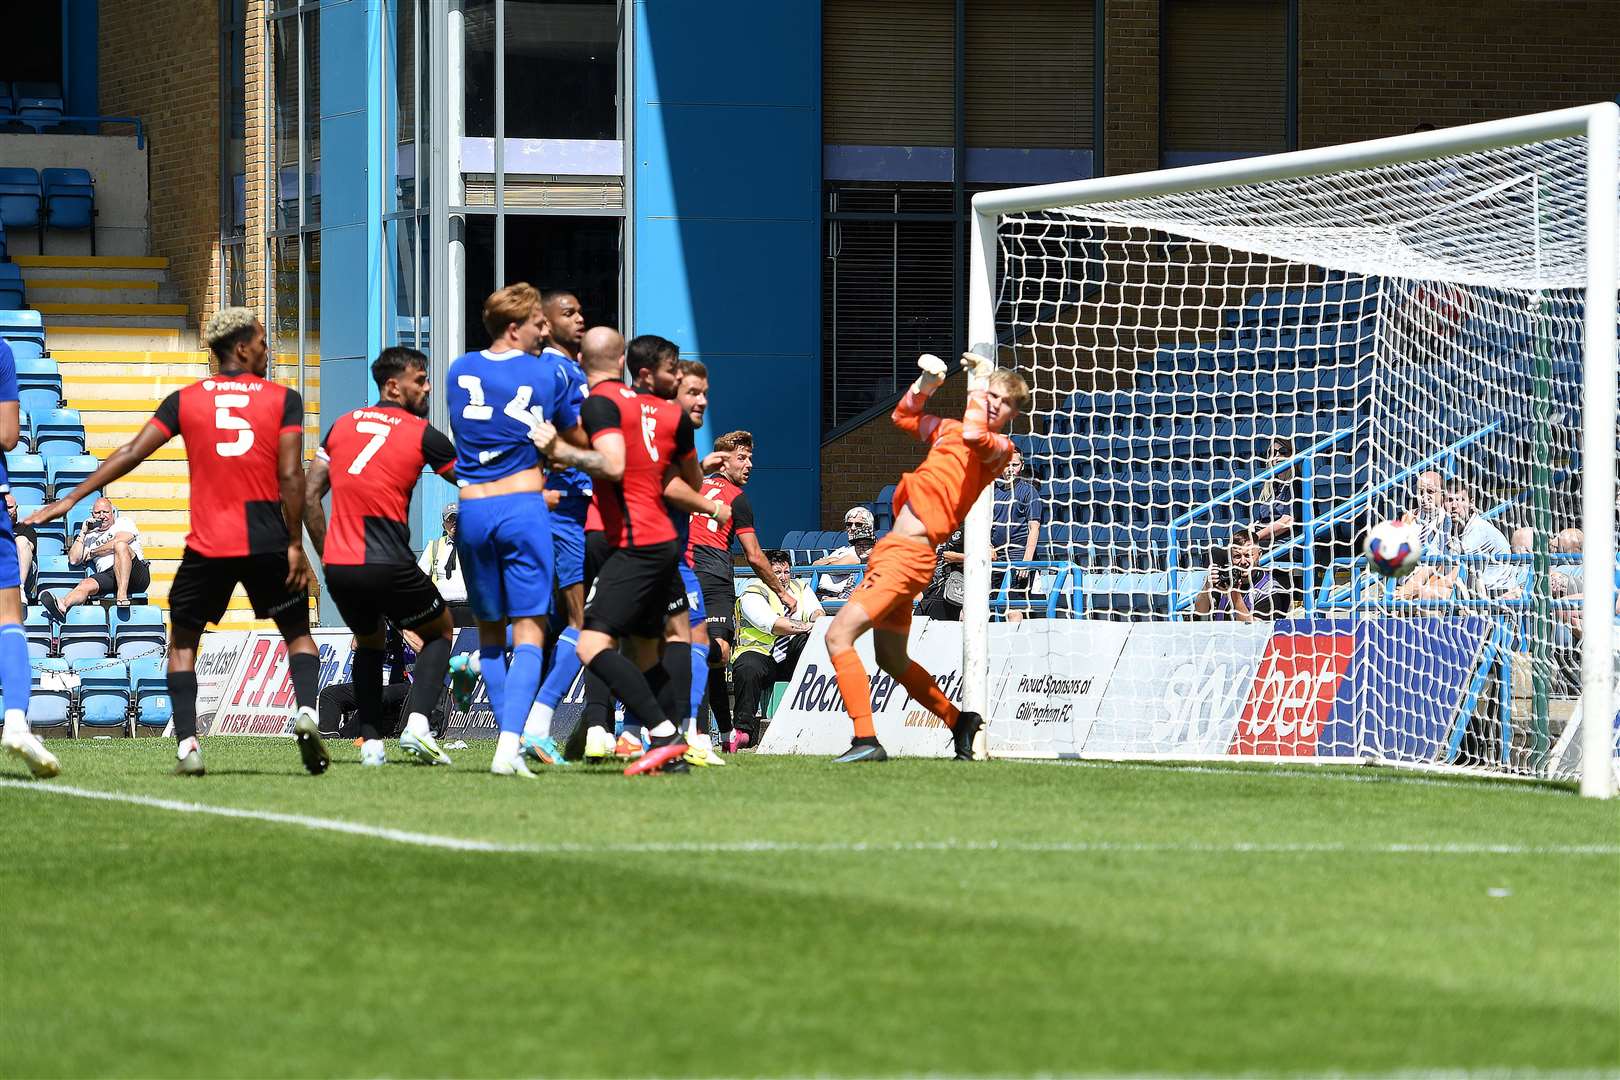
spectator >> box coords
[1552,527,1584,597]
[5,494,36,602]
[1247,437,1299,547]
[813,506,877,601]
[919,527,965,621]
[731,549,823,740]
[1395,470,1455,603]
[418,504,472,627]
[317,623,446,738]
[992,449,1045,622]
[1193,528,1290,621]
[42,496,149,617]
[1443,478,1515,600]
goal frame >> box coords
[963,102,1619,798]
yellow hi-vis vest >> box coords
[732,578,814,661]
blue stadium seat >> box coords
[33,409,85,456]
[0,219,8,262]
[130,656,172,730]
[59,606,109,661]
[18,387,60,420]
[0,168,41,246]
[27,657,72,730]
[32,531,65,562]
[46,454,97,496]
[780,530,805,550]
[42,169,95,254]
[73,658,129,731]
[11,83,64,133]
[0,309,45,355]
[111,605,166,659]
[23,606,53,658]
[0,262,24,310]
[15,357,62,401]
[6,452,47,502]
[37,554,82,597]
[65,500,95,538]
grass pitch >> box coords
[1,739,1616,1078]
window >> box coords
[219,0,247,306]
[1161,0,1294,167]
[462,215,621,352]
[266,1,321,426]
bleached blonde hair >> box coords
[203,306,259,349]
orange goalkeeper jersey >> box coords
[890,385,1015,547]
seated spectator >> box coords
[813,506,877,600]
[993,450,1045,622]
[318,623,446,738]
[42,496,150,617]
[1440,478,1515,602]
[6,494,37,602]
[418,504,472,627]
[1395,470,1456,603]
[1193,528,1290,621]
[919,527,966,621]
[731,549,823,739]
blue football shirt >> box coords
[446,348,573,485]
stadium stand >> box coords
[26,657,72,731]
[0,262,25,308]
[73,658,130,732]
[0,167,42,251]
[129,655,171,730]
[59,606,109,661]
[23,606,53,659]
[110,605,164,658]
[41,168,95,253]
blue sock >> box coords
[479,645,507,723]
[501,643,544,737]
[689,642,709,727]
[536,626,580,710]
[0,624,29,717]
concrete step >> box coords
[18,265,168,286]
[60,360,210,379]
[27,281,181,306]
[46,326,193,351]
[35,302,189,319]
[12,254,169,272]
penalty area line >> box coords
[2,779,1616,858]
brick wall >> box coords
[99,2,220,329]
[1299,1,1620,148]
[1102,0,1159,176]
[242,0,270,317]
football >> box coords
[1364,519,1422,578]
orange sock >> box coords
[832,649,875,739]
[897,661,960,729]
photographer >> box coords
[42,496,150,618]
[1193,528,1290,622]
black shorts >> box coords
[585,540,685,640]
[697,567,735,644]
[168,549,309,632]
[88,558,152,599]
[583,529,613,589]
[325,561,446,636]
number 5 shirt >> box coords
[148,373,303,558]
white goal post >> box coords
[963,103,1618,798]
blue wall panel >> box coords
[634,0,821,544]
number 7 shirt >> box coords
[317,403,457,566]
[148,373,303,558]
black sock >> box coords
[586,651,665,732]
[167,670,199,743]
[406,637,451,721]
[661,642,692,727]
[707,666,732,734]
[582,669,613,730]
[353,647,385,741]
[288,651,320,712]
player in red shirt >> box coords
[302,346,459,769]
[27,308,327,776]
[826,352,1029,764]
[534,334,728,775]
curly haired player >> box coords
[827,352,1029,764]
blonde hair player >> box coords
[826,351,1028,764]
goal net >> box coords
[964,106,1619,795]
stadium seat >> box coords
[42,169,95,254]
[111,605,166,659]
[5,452,47,504]
[59,606,109,661]
[11,82,64,133]
[46,454,98,496]
[15,357,62,401]
[780,530,805,550]
[0,168,41,248]
[129,656,172,730]
[19,387,60,420]
[65,500,95,537]
[37,554,82,597]
[73,658,130,732]
[32,531,65,562]
[33,409,86,456]
[0,309,45,355]
[23,606,53,658]
[0,262,24,310]
[27,657,72,731]
[0,219,8,262]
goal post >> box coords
[963,103,1618,798]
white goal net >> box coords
[964,106,1619,795]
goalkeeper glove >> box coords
[961,351,996,380]
[913,353,948,393]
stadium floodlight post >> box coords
[967,103,1618,796]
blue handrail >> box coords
[0,115,145,148]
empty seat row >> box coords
[26,655,171,734]
[24,604,166,661]
[0,167,96,254]
[0,309,46,359]
[0,82,67,133]
[6,449,95,501]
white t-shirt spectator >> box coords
[83,513,144,572]
[1451,514,1514,596]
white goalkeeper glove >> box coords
[913,353,949,393]
[961,351,996,380]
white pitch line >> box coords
[2,779,1616,858]
[1026,757,1579,796]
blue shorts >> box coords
[456,492,554,623]
[679,561,705,628]
[0,525,18,592]
[550,499,589,589]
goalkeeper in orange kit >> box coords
[827,351,1029,764]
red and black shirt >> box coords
[317,403,456,566]
[581,383,695,549]
[149,373,302,558]
[685,475,755,579]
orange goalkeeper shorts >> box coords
[847,533,938,633]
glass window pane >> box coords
[503,0,618,141]
[222,0,247,236]
[271,16,299,230]
[302,7,321,223]
[305,230,321,338]
[463,0,495,140]
[273,235,301,344]
[391,0,417,212]
[462,214,620,352]
[387,217,422,346]
[463,215,497,350]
